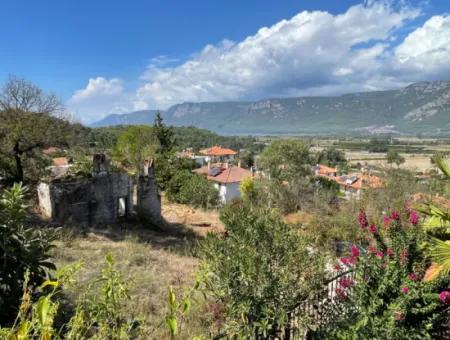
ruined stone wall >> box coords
[38,173,134,224]
[38,155,161,225]
[137,162,162,226]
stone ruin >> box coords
[37,154,162,226]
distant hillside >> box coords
[91,79,450,135]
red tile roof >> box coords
[194,165,252,184]
[199,146,237,156]
[316,164,337,176]
[318,171,383,190]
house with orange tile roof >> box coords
[315,163,383,199]
[194,162,253,204]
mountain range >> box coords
[91,79,450,136]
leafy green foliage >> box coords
[314,210,450,339]
[113,125,159,175]
[166,171,219,209]
[0,183,59,324]
[198,202,324,337]
[259,139,312,181]
[387,149,406,166]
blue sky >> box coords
[1,1,450,123]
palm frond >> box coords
[429,237,450,276]
[433,155,450,180]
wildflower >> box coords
[368,224,378,234]
[402,286,409,294]
[348,256,357,265]
[386,248,394,257]
[408,273,418,281]
[439,291,450,305]
[334,264,341,271]
[376,251,384,259]
[390,210,400,221]
[409,211,419,226]
[357,210,368,229]
[351,245,360,257]
[368,244,377,254]
[335,287,347,300]
[340,257,349,265]
[339,277,355,289]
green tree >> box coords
[0,77,75,183]
[386,149,405,167]
[259,139,312,182]
[198,202,324,337]
[154,112,175,153]
[316,147,347,167]
[113,126,159,175]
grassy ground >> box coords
[50,199,224,339]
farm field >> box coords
[345,151,434,172]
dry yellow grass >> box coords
[346,151,434,172]
[51,200,223,339]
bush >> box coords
[313,209,450,339]
[0,183,58,324]
[198,202,324,338]
[166,171,219,209]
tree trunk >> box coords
[13,142,24,183]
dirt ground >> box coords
[161,196,225,236]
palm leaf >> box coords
[429,237,450,276]
[433,155,450,180]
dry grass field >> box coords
[51,199,224,339]
[345,151,434,172]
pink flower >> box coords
[334,264,341,271]
[386,248,394,257]
[348,256,357,265]
[408,273,418,281]
[351,245,360,257]
[369,224,378,234]
[402,286,409,294]
[390,210,400,221]
[439,291,450,305]
[340,257,349,265]
[368,244,377,254]
[376,251,384,259]
[335,287,347,300]
[339,277,355,289]
[357,211,368,229]
[409,211,419,226]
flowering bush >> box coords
[313,209,450,339]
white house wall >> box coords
[214,182,242,204]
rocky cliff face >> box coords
[92,79,450,135]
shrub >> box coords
[313,209,450,339]
[198,202,324,338]
[167,171,219,209]
[0,183,58,324]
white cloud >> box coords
[67,77,131,123]
[394,15,450,76]
[132,1,419,109]
[68,1,450,123]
